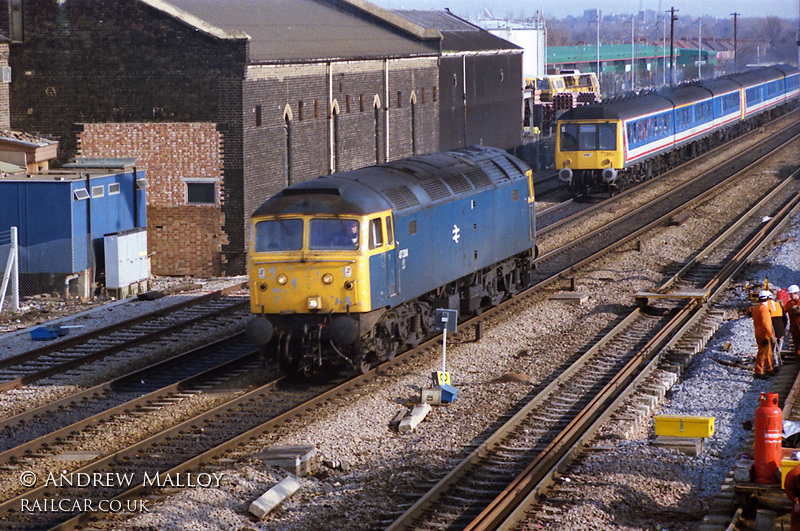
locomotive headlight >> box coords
[322,273,334,284]
[564,158,572,165]
[276,274,288,285]
[603,158,612,165]
[307,296,322,310]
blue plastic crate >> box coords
[30,325,66,341]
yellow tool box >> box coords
[654,415,715,438]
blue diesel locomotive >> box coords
[556,65,800,195]
[246,146,537,374]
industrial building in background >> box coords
[2,0,525,278]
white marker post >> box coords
[434,309,457,385]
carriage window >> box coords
[385,216,394,245]
[309,218,359,250]
[254,219,303,252]
[560,124,579,151]
[369,218,384,250]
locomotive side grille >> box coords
[383,185,420,210]
[442,173,473,195]
[462,168,493,190]
[420,179,451,201]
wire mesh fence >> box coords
[1,227,98,316]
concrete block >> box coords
[252,445,318,475]
[399,403,432,433]
[249,475,301,519]
[550,292,589,305]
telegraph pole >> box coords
[669,7,678,86]
[731,12,740,72]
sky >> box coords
[370,0,799,21]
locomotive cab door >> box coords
[369,215,398,299]
[385,215,398,297]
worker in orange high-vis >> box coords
[766,292,788,369]
[785,285,800,358]
[752,290,776,379]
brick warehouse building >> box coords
[5,0,443,276]
[395,10,523,153]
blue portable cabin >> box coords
[0,160,146,282]
[368,146,534,309]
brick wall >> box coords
[78,122,227,276]
[241,58,440,238]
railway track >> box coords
[0,283,249,391]
[384,156,800,531]
[0,332,266,471]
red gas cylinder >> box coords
[778,288,790,305]
[755,392,783,484]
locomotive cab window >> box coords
[385,216,394,245]
[309,218,359,251]
[254,219,303,252]
[369,218,383,250]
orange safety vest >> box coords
[752,302,775,340]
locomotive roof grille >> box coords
[463,167,493,188]
[420,179,451,201]
[442,173,473,194]
[383,185,420,210]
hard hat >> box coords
[758,290,772,300]
[789,285,800,294]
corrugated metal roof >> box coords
[394,9,520,53]
[161,0,440,63]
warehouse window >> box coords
[255,105,262,127]
[73,188,89,201]
[108,183,120,195]
[91,185,104,198]
[186,182,216,205]
[298,101,304,121]
[409,220,417,235]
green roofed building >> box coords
[547,44,717,95]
